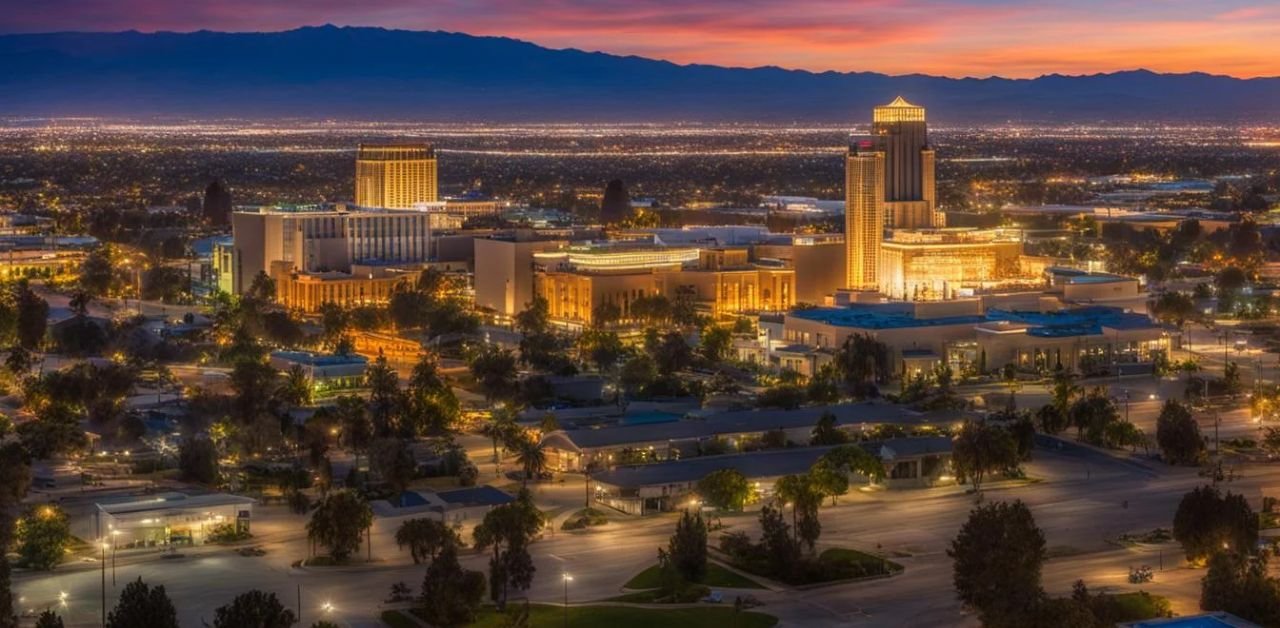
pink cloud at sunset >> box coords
[1,0,1277,78]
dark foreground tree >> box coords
[696,468,752,511]
[1174,485,1258,562]
[212,590,296,628]
[419,542,486,627]
[395,518,460,565]
[1156,399,1204,466]
[34,610,64,628]
[306,490,373,562]
[15,504,72,570]
[473,490,542,610]
[948,500,1046,627]
[668,509,708,583]
[106,578,179,628]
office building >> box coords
[93,492,255,548]
[355,143,438,209]
[230,204,430,310]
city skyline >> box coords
[1,1,1278,79]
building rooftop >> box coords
[542,402,936,452]
[438,486,516,508]
[96,492,255,516]
[594,436,952,489]
[269,350,369,367]
[791,305,1160,337]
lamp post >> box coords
[110,529,120,586]
[100,540,109,627]
[562,573,573,628]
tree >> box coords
[513,436,547,486]
[1200,550,1280,626]
[948,500,1046,628]
[365,355,403,437]
[809,411,848,446]
[1150,291,1198,338]
[600,179,633,224]
[469,344,518,403]
[834,333,890,393]
[650,331,694,373]
[473,490,543,610]
[1068,388,1120,445]
[13,282,48,351]
[17,404,87,459]
[668,509,708,583]
[34,610,64,628]
[106,578,179,628]
[580,329,624,374]
[306,490,373,562]
[405,355,460,435]
[775,474,824,553]
[806,364,841,405]
[80,245,118,297]
[758,504,800,577]
[179,437,220,484]
[396,518,461,565]
[757,384,806,410]
[1156,399,1205,466]
[369,438,416,503]
[1035,404,1068,435]
[951,420,1019,493]
[619,354,658,397]
[816,445,885,497]
[1173,485,1259,562]
[15,504,71,570]
[212,590,296,628]
[696,468,752,511]
[0,442,32,628]
[419,542,486,627]
[699,325,732,364]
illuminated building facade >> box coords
[355,143,438,208]
[845,144,884,290]
[872,96,940,229]
[534,247,795,326]
[878,229,1026,300]
[230,204,430,307]
[269,261,416,313]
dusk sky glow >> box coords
[3,0,1279,78]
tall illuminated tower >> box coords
[845,139,885,290]
[355,143,438,208]
[871,96,937,229]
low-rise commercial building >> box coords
[268,350,368,392]
[540,402,942,472]
[784,301,1169,376]
[592,436,954,515]
[94,492,255,548]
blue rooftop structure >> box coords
[791,305,1159,339]
[437,486,516,508]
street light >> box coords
[110,530,120,586]
[562,573,573,628]
[100,540,110,627]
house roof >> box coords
[593,437,953,490]
[541,402,930,452]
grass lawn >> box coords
[467,604,777,628]
[624,562,765,590]
[817,548,902,577]
[1101,592,1172,622]
[379,609,418,628]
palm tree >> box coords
[482,406,519,476]
[514,437,547,487]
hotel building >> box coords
[229,204,430,311]
[534,246,795,326]
[355,143,439,208]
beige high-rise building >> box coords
[845,144,884,290]
[355,143,438,208]
[870,96,940,229]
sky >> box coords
[1,0,1278,78]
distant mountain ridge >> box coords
[1,25,1277,122]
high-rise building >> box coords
[845,140,884,290]
[355,143,438,209]
[872,96,938,229]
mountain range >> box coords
[1,25,1278,122]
